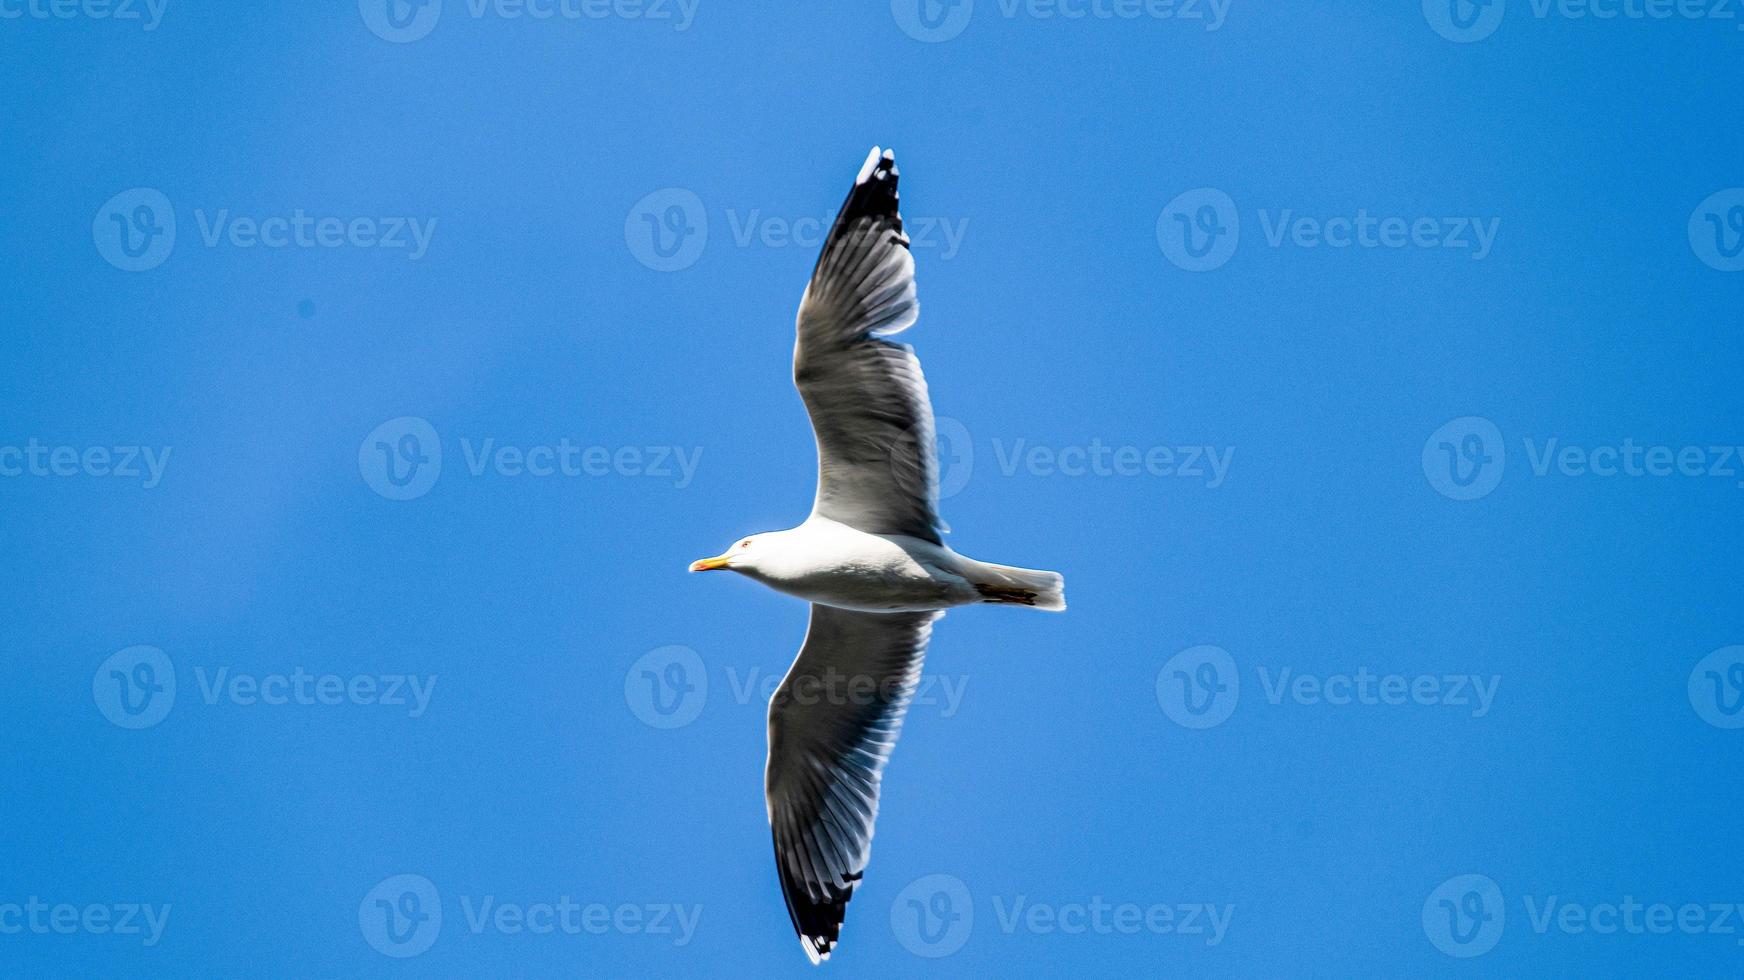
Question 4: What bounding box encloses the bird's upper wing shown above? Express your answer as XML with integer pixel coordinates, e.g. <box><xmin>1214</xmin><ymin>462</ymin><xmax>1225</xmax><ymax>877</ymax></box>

<box><xmin>765</xmin><ymin>603</ymin><xmax>941</xmax><ymax>964</ymax></box>
<box><xmin>794</xmin><ymin>147</ymin><xmax>944</xmax><ymax>545</ymax></box>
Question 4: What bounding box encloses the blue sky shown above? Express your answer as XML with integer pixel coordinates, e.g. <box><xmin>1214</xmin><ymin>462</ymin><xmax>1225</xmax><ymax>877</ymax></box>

<box><xmin>3</xmin><ymin>0</ymin><xmax>1742</xmax><ymax>975</ymax></box>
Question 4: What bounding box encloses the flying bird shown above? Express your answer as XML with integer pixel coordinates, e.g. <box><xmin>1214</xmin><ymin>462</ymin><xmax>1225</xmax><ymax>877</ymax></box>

<box><xmin>689</xmin><ymin>146</ymin><xmax>1066</xmax><ymax>964</ymax></box>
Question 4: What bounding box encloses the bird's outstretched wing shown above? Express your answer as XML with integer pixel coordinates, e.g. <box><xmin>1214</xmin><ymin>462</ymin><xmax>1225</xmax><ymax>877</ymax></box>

<box><xmin>794</xmin><ymin>147</ymin><xmax>944</xmax><ymax>545</ymax></box>
<box><xmin>765</xmin><ymin>603</ymin><xmax>941</xmax><ymax>963</ymax></box>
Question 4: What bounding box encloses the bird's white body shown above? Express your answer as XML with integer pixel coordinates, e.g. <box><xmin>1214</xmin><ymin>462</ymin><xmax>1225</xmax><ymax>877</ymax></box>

<box><xmin>734</xmin><ymin>519</ymin><xmax>972</xmax><ymax>612</ymax></box>
<box><xmin>728</xmin><ymin>517</ymin><xmax>1037</xmax><ymax>613</ymax></box>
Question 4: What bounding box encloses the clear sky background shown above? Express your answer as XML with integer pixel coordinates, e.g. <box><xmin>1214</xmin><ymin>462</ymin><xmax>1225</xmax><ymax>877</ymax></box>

<box><xmin>3</xmin><ymin>1</ymin><xmax>1742</xmax><ymax>975</ymax></box>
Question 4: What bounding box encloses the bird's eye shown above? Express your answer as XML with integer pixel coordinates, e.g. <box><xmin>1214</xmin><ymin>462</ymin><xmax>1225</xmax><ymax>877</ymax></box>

<box><xmin>739</xmin><ymin>540</ymin><xmax>752</xmax><ymax>549</ymax></box>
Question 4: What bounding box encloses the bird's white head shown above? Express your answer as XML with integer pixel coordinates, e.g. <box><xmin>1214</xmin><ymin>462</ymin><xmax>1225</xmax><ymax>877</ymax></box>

<box><xmin>689</xmin><ymin>533</ymin><xmax>775</xmax><ymax>575</ymax></box>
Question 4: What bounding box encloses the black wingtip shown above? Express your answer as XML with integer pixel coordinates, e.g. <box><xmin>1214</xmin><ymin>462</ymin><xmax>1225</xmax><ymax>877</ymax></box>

<box><xmin>831</xmin><ymin>146</ymin><xmax>904</xmax><ymax>241</ymax></box>
<box><xmin>773</xmin><ymin>834</ymin><xmax>853</xmax><ymax>965</ymax></box>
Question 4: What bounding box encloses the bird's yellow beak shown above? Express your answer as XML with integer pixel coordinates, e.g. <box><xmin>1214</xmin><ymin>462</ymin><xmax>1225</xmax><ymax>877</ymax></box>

<box><xmin>689</xmin><ymin>554</ymin><xmax>731</xmax><ymax>572</ymax></box>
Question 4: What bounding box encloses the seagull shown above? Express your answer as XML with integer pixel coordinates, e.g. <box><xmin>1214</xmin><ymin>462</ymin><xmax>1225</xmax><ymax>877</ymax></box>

<box><xmin>689</xmin><ymin>146</ymin><xmax>1066</xmax><ymax>964</ymax></box>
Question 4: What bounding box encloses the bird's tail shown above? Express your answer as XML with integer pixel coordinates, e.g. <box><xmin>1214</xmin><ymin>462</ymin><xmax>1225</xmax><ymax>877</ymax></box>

<box><xmin>968</xmin><ymin>560</ymin><xmax>1066</xmax><ymax>612</ymax></box>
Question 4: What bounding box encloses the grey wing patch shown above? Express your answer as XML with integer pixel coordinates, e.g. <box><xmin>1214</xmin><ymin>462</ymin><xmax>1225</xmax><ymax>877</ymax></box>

<box><xmin>765</xmin><ymin>603</ymin><xmax>942</xmax><ymax>963</ymax></box>
<box><xmin>794</xmin><ymin>148</ymin><xmax>945</xmax><ymax>544</ymax></box>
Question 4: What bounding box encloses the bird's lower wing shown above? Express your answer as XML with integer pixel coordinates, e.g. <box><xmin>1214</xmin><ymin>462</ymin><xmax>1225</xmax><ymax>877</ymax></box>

<box><xmin>765</xmin><ymin>603</ymin><xmax>942</xmax><ymax>963</ymax></box>
<box><xmin>794</xmin><ymin>147</ymin><xmax>945</xmax><ymax>544</ymax></box>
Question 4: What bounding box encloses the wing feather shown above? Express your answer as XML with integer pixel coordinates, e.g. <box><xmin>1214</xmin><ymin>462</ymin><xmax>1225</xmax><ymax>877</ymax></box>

<box><xmin>765</xmin><ymin>603</ymin><xmax>940</xmax><ymax>963</ymax></box>
<box><xmin>794</xmin><ymin>147</ymin><xmax>944</xmax><ymax>544</ymax></box>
